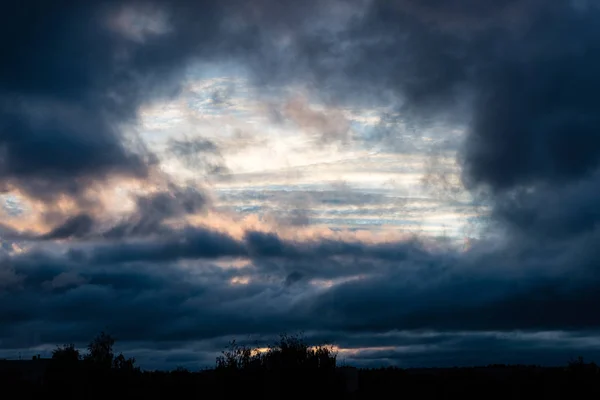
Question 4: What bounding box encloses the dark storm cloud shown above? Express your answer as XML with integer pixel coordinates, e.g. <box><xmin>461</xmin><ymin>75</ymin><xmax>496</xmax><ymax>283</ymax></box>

<box><xmin>462</xmin><ymin>5</ymin><xmax>600</xmax><ymax>191</ymax></box>
<box><xmin>235</xmin><ymin>0</ymin><xmax>600</xmax><ymax>196</ymax></box>
<box><xmin>1</xmin><ymin>1</ymin><xmax>153</xmax><ymax>200</ymax></box>
<box><xmin>1</xmin><ymin>225</ymin><xmax>596</xmax><ymax>337</ymax></box>
<box><xmin>1</xmin><ymin>0</ymin><xmax>354</xmax><ymax>202</ymax></box>
<box><xmin>103</xmin><ymin>185</ymin><xmax>208</xmax><ymax>239</ymax></box>
<box><xmin>40</xmin><ymin>214</ymin><xmax>96</xmax><ymax>240</ymax></box>
<box><xmin>345</xmin><ymin>1</ymin><xmax>600</xmax><ymax>198</ymax></box>
<box><xmin>297</xmin><ymin>268</ymin><xmax>600</xmax><ymax>333</ymax></box>
<box><xmin>269</xmin><ymin>0</ymin><xmax>600</xmax><ymax>263</ymax></box>
<box><xmin>0</xmin><ymin>0</ymin><xmax>244</xmax><ymax>201</ymax></box>
<box><xmin>0</xmin><ymin>246</ymin><xmax>301</xmax><ymax>348</ymax></box>
<box><xmin>89</xmin><ymin>227</ymin><xmax>246</xmax><ymax>264</ymax></box>
<box><xmin>34</xmin><ymin>185</ymin><xmax>208</xmax><ymax>240</ymax></box>
<box><xmin>2</xmin><ymin>221</ymin><xmax>600</xmax><ymax>367</ymax></box>
<box><xmin>491</xmin><ymin>173</ymin><xmax>600</xmax><ymax>240</ymax></box>
<box><xmin>56</xmin><ymin>225</ymin><xmax>429</xmax><ymax>267</ymax></box>
<box><xmin>0</xmin><ymin>104</ymin><xmax>152</xmax><ymax>200</ymax></box>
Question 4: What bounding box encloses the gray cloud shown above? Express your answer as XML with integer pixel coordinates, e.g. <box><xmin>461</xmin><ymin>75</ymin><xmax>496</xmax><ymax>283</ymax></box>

<box><xmin>34</xmin><ymin>185</ymin><xmax>208</xmax><ymax>241</ymax></box>
<box><xmin>281</xmin><ymin>96</ymin><xmax>351</xmax><ymax>144</ymax></box>
<box><xmin>1</xmin><ymin>224</ymin><xmax>600</xmax><ymax>368</ymax></box>
<box><xmin>168</xmin><ymin>137</ymin><xmax>229</xmax><ymax>176</ymax></box>
<box><xmin>103</xmin><ymin>185</ymin><xmax>208</xmax><ymax>239</ymax></box>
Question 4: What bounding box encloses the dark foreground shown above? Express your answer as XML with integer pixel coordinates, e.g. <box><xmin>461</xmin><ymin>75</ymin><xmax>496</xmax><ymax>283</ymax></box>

<box><xmin>2</xmin><ymin>360</ymin><xmax>600</xmax><ymax>399</ymax></box>
<box><xmin>2</xmin><ymin>333</ymin><xmax>598</xmax><ymax>399</ymax></box>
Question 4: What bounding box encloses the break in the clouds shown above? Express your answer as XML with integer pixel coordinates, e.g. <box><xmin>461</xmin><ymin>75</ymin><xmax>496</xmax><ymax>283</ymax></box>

<box><xmin>1</xmin><ymin>0</ymin><xmax>600</xmax><ymax>369</ymax></box>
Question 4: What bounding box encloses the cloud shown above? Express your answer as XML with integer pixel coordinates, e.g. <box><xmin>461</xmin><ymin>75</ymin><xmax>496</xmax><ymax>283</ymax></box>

<box><xmin>1</xmin><ymin>211</ymin><xmax>600</xmax><ymax>368</ymax></box>
<box><xmin>167</xmin><ymin>137</ymin><xmax>229</xmax><ymax>176</ymax></box>
<box><xmin>387</xmin><ymin>0</ymin><xmax>540</xmax><ymax>32</ymax></box>
<box><xmin>30</xmin><ymin>184</ymin><xmax>208</xmax><ymax>241</ymax></box>
<box><xmin>462</xmin><ymin>6</ymin><xmax>600</xmax><ymax>192</ymax></box>
<box><xmin>43</xmin><ymin>271</ymin><xmax>88</xmax><ymax>290</ymax></box>
<box><xmin>6</xmin><ymin>0</ymin><xmax>591</xmax><ymax>204</ymax></box>
<box><xmin>281</xmin><ymin>96</ymin><xmax>351</xmax><ymax>144</ymax></box>
<box><xmin>337</xmin><ymin>330</ymin><xmax>600</xmax><ymax>368</ymax></box>
<box><xmin>0</xmin><ymin>223</ymin><xmax>598</xmax><ymax>366</ymax></box>
<box><xmin>40</xmin><ymin>214</ymin><xmax>96</xmax><ymax>240</ymax></box>
<box><xmin>103</xmin><ymin>185</ymin><xmax>209</xmax><ymax>239</ymax></box>
<box><xmin>224</xmin><ymin>0</ymin><xmax>600</xmax><ymax>200</ymax></box>
<box><xmin>0</xmin><ymin>260</ymin><xmax>22</xmax><ymax>291</ymax></box>
<box><xmin>0</xmin><ymin>0</ymin><xmax>249</xmax><ymax>204</ymax></box>
<box><xmin>0</xmin><ymin>2</ymin><xmax>158</xmax><ymax>202</ymax></box>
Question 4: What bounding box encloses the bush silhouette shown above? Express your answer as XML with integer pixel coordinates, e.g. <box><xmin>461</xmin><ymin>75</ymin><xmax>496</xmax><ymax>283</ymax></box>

<box><xmin>51</xmin><ymin>343</ymin><xmax>80</xmax><ymax>364</ymax></box>
<box><xmin>216</xmin><ymin>339</ymin><xmax>256</xmax><ymax>371</ymax></box>
<box><xmin>215</xmin><ymin>333</ymin><xmax>339</xmax><ymax>397</ymax></box>
<box><xmin>216</xmin><ymin>333</ymin><xmax>337</xmax><ymax>371</ymax></box>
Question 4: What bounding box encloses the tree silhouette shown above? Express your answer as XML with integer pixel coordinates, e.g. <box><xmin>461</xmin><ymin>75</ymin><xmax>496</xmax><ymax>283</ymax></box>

<box><xmin>47</xmin><ymin>343</ymin><xmax>83</xmax><ymax>396</ymax></box>
<box><xmin>215</xmin><ymin>333</ymin><xmax>337</xmax><ymax>371</ymax></box>
<box><xmin>263</xmin><ymin>333</ymin><xmax>337</xmax><ymax>371</ymax></box>
<box><xmin>84</xmin><ymin>332</ymin><xmax>115</xmax><ymax>369</ymax></box>
<box><xmin>51</xmin><ymin>343</ymin><xmax>80</xmax><ymax>364</ymax></box>
<box><xmin>113</xmin><ymin>353</ymin><xmax>137</xmax><ymax>372</ymax></box>
<box><xmin>216</xmin><ymin>339</ymin><xmax>256</xmax><ymax>371</ymax></box>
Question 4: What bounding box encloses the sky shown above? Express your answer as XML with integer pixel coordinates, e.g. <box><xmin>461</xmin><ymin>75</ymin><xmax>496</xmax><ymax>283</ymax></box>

<box><xmin>2</xmin><ymin>0</ymin><xmax>600</xmax><ymax>370</ymax></box>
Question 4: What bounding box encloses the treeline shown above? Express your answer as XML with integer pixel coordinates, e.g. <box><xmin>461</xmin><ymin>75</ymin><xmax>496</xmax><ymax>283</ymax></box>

<box><xmin>2</xmin><ymin>332</ymin><xmax>343</xmax><ymax>399</ymax></box>
<box><xmin>2</xmin><ymin>332</ymin><xmax>600</xmax><ymax>399</ymax></box>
